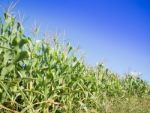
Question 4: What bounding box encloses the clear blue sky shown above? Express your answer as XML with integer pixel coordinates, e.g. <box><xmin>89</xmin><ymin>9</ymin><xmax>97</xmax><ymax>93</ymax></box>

<box><xmin>0</xmin><ymin>0</ymin><xmax>150</xmax><ymax>82</ymax></box>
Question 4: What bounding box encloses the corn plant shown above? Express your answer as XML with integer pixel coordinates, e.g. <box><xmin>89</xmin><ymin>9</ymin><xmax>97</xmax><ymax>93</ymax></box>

<box><xmin>0</xmin><ymin>12</ymin><xmax>150</xmax><ymax>113</ymax></box>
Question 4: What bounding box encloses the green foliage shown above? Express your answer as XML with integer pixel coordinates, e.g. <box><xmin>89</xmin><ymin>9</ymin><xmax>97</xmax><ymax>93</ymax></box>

<box><xmin>0</xmin><ymin>12</ymin><xmax>150</xmax><ymax>113</ymax></box>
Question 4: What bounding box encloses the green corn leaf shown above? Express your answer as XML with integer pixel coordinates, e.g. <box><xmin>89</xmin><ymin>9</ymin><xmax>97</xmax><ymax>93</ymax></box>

<box><xmin>1</xmin><ymin>64</ymin><xmax>15</xmax><ymax>76</ymax></box>
<box><xmin>15</xmin><ymin>51</ymin><xmax>29</xmax><ymax>62</ymax></box>
<box><xmin>19</xmin><ymin>38</ymin><xmax>29</xmax><ymax>48</ymax></box>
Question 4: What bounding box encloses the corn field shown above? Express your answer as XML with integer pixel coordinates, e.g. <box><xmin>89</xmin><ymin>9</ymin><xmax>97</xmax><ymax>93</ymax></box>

<box><xmin>0</xmin><ymin>12</ymin><xmax>150</xmax><ymax>113</ymax></box>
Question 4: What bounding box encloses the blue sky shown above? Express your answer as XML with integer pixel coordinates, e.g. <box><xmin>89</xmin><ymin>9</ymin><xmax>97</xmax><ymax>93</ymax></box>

<box><xmin>0</xmin><ymin>0</ymin><xmax>150</xmax><ymax>82</ymax></box>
